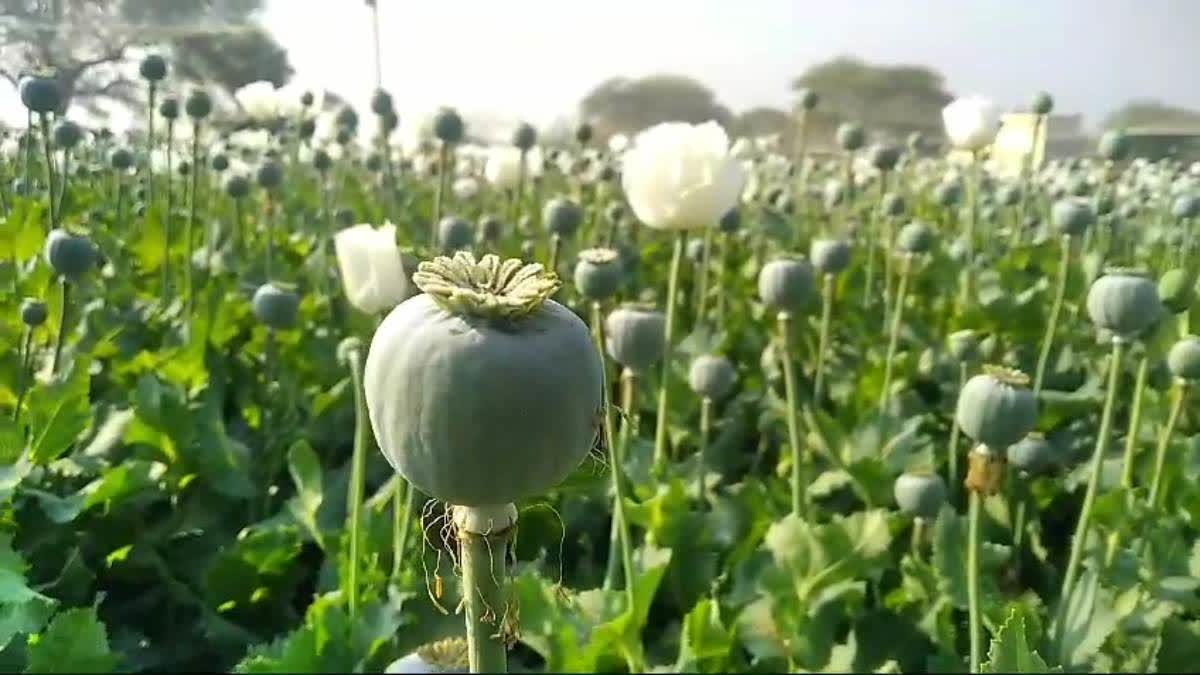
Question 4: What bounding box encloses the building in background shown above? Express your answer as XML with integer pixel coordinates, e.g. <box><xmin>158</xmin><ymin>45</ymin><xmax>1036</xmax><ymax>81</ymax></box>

<box><xmin>1123</xmin><ymin>125</ymin><xmax>1200</xmax><ymax>163</ymax></box>
<box><xmin>988</xmin><ymin>112</ymin><xmax>1091</xmax><ymax>177</ymax></box>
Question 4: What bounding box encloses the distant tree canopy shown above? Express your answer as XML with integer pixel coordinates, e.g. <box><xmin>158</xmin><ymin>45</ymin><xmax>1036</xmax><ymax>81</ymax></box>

<box><xmin>791</xmin><ymin>55</ymin><xmax>953</xmax><ymax>147</ymax></box>
<box><xmin>0</xmin><ymin>0</ymin><xmax>292</xmax><ymax>115</ymax></box>
<box><xmin>732</xmin><ymin>106</ymin><xmax>792</xmax><ymax>145</ymax></box>
<box><xmin>1103</xmin><ymin>100</ymin><xmax>1200</xmax><ymax>131</ymax></box>
<box><xmin>579</xmin><ymin>75</ymin><xmax>734</xmax><ymax>140</ymax></box>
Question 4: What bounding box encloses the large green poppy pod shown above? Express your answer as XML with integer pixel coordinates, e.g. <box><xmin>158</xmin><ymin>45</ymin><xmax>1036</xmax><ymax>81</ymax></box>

<box><xmin>897</xmin><ymin>220</ymin><xmax>935</xmax><ymax>254</ymax></box>
<box><xmin>947</xmin><ymin>329</ymin><xmax>981</xmax><ymax>363</ymax></box>
<box><xmin>312</xmin><ymin>148</ymin><xmax>333</xmax><ymax>173</ymax></box>
<box><xmin>811</xmin><ymin>238</ymin><xmax>851</xmax><ymax>275</ymax></box>
<box><xmin>512</xmin><ymin>123</ymin><xmax>537</xmax><ymax>151</ymax></box>
<box><xmin>364</xmin><ymin>253</ymin><xmax>603</xmax><ymax>507</ymax></box>
<box><xmin>139</xmin><ymin>54</ymin><xmax>167</xmax><ymax>82</ymax></box>
<box><xmin>370</xmin><ymin>89</ymin><xmax>394</xmax><ymax>116</ymax></box>
<box><xmin>1158</xmin><ymin>268</ymin><xmax>1195</xmax><ymax>314</ymax></box>
<box><xmin>298</xmin><ymin>118</ymin><xmax>317</xmax><ymax>141</ymax></box>
<box><xmin>1067</xmin><ymin>175</ymin><xmax>1091</xmax><ymax>197</ymax></box>
<box><xmin>433</xmin><ymin>107</ymin><xmax>464</xmax><ymax>144</ymax></box>
<box><xmin>934</xmin><ymin>180</ymin><xmax>962</xmax><ymax>207</ymax></box>
<box><xmin>385</xmin><ymin>638</ymin><xmax>468</xmax><ymax>674</ymax></box>
<box><xmin>574</xmin><ymin>248</ymin><xmax>622</xmax><ymax>301</ymax></box>
<box><xmin>1007</xmin><ymin>432</ymin><xmax>1055</xmax><ymax>474</ymax></box>
<box><xmin>893</xmin><ymin>472</ymin><xmax>946</xmax><ymax>519</ymax></box>
<box><xmin>575</xmin><ymin>122</ymin><xmax>593</xmax><ymax>145</ymax></box>
<box><xmin>185</xmin><ymin>89</ymin><xmax>212</xmax><ymax>120</ymax></box>
<box><xmin>256</xmin><ymin>161</ymin><xmax>284</xmax><ymax>190</ymax></box>
<box><xmin>158</xmin><ymin>96</ymin><xmax>179</xmax><ymax>121</ymax></box>
<box><xmin>688</xmin><ymin>354</ymin><xmax>737</xmax><ymax>400</ymax></box>
<box><xmin>869</xmin><ymin>144</ymin><xmax>901</xmax><ymax>172</ymax></box>
<box><xmin>797</xmin><ymin>88</ymin><xmax>819</xmax><ymax>111</ymax></box>
<box><xmin>1031</xmin><ymin>91</ymin><xmax>1054</xmax><ymax>116</ymax></box>
<box><xmin>880</xmin><ymin>192</ymin><xmax>906</xmax><ymax>217</ymax></box>
<box><xmin>437</xmin><ymin>216</ymin><xmax>473</xmax><ymax>251</ymax></box>
<box><xmin>605</xmin><ymin>304</ymin><xmax>666</xmax><ymax>374</ymax></box>
<box><xmin>955</xmin><ymin>366</ymin><xmax>1037</xmax><ymax>450</ymax></box>
<box><xmin>758</xmin><ymin>256</ymin><xmax>815</xmax><ymax>313</ymax></box>
<box><xmin>718</xmin><ymin>207</ymin><xmax>740</xmax><ymax>234</ymax></box>
<box><xmin>1168</xmin><ymin>336</ymin><xmax>1200</xmax><ymax>382</ymax></box>
<box><xmin>109</xmin><ymin>148</ymin><xmax>134</xmax><ymax>171</ymax></box>
<box><xmin>224</xmin><ymin>174</ymin><xmax>249</xmax><ymax>200</ymax></box>
<box><xmin>44</xmin><ymin>229</ymin><xmax>96</xmax><ymax>281</ymax></box>
<box><xmin>20</xmin><ymin>298</ymin><xmax>47</xmax><ymax>327</ymax></box>
<box><xmin>479</xmin><ymin>215</ymin><xmax>502</xmax><ymax>243</ymax></box>
<box><xmin>1172</xmin><ymin>194</ymin><xmax>1200</xmax><ymax>220</ymax></box>
<box><xmin>20</xmin><ymin>77</ymin><xmax>61</xmax><ymax>114</ymax></box>
<box><xmin>52</xmin><ymin>121</ymin><xmax>81</xmax><ymax>150</ymax></box>
<box><xmin>1098</xmin><ymin>129</ymin><xmax>1130</xmax><ymax>161</ymax></box>
<box><xmin>337</xmin><ymin>106</ymin><xmax>359</xmax><ymax>133</ymax></box>
<box><xmin>1094</xmin><ymin>192</ymin><xmax>1115</xmax><ymax>216</ymax></box>
<box><xmin>836</xmin><ymin>122</ymin><xmax>865</xmax><ymax>152</ymax></box>
<box><xmin>1051</xmin><ymin>197</ymin><xmax>1094</xmax><ymax>237</ymax></box>
<box><xmin>252</xmin><ymin>283</ymin><xmax>300</xmax><ymax>329</ymax></box>
<box><xmin>543</xmin><ymin>197</ymin><xmax>583</xmax><ymax>238</ymax></box>
<box><xmin>1086</xmin><ymin>268</ymin><xmax>1163</xmax><ymax>341</ymax></box>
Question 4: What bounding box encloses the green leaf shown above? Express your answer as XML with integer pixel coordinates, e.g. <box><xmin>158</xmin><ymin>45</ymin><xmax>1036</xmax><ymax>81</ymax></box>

<box><xmin>286</xmin><ymin>441</ymin><xmax>324</xmax><ymax>548</ymax></box>
<box><xmin>933</xmin><ymin>505</ymin><xmax>968</xmax><ymax>609</ymax></box>
<box><xmin>24</xmin><ymin>607</ymin><xmax>118</xmax><ymax>673</ymax></box>
<box><xmin>79</xmin><ymin>460</ymin><xmax>166</xmax><ymax>512</ymax></box>
<box><xmin>675</xmin><ymin>598</ymin><xmax>734</xmax><ymax>673</ymax></box>
<box><xmin>1156</xmin><ymin>618</ymin><xmax>1200</xmax><ymax>672</ymax></box>
<box><xmin>27</xmin><ymin>361</ymin><xmax>92</xmax><ymax>465</ymax></box>
<box><xmin>0</xmin><ymin>535</ymin><xmax>56</xmax><ymax>651</ymax></box>
<box><xmin>981</xmin><ymin>606</ymin><xmax>1059</xmax><ymax>673</ymax></box>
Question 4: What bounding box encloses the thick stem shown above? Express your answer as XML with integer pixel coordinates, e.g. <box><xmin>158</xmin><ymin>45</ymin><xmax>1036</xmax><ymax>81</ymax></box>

<box><xmin>12</xmin><ymin>329</ymin><xmax>33</xmax><ymax>422</ymax></box>
<box><xmin>778</xmin><ymin>311</ymin><xmax>806</xmax><ymax>518</ymax></box>
<box><xmin>369</xmin><ymin>0</ymin><xmax>383</xmax><ymax>90</ymax></box>
<box><xmin>911</xmin><ymin>517</ymin><xmax>924</xmax><ymax>560</ymax></box>
<box><xmin>967</xmin><ymin>488</ymin><xmax>983</xmax><ymax>673</ymax></box>
<box><xmin>55</xmin><ymin>150</ymin><xmax>70</xmax><ymax>218</ymax></box>
<box><xmin>455</xmin><ymin>505</ymin><xmax>515</xmax><ymax>674</ymax></box>
<box><xmin>147</xmin><ymin>84</ymin><xmax>157</xmax><ymax>208</ymax></box>
<box><xmin>511</xmin><ymin>151</ymin><xmax>527</xmax><ymax>227</ymax></box>
<box><xmin>696</xmin><ymin>397</ymin><xmax>712</xmax><ymax>504</ymax></box>
<box><xmin>547</xmin><ymin>233</ymin><xmax>561</xmax><ymax>275</ymax></box>
<box><xmin>265</xmin><ymin>193</ymin><xmax>275</xmax><ymax>280</ymax></box>
<box><xmin>1148</xmin><ymin>382</ymin><xmax>1187</xmax><ymax>509</ymax></box>
<box><xmin>880</xmin><ymin>255</ymin><xmax>910</xmax><ymax>413</ymax></box>
<box><xmin>345</xmin><ymin>345</ymin><xmax>369</xmax><ymax>616</ymax></box>
<box><xmin>814</xmin><ymin>273</ymin><xmax>834</xmax><ymax>404</ymax></box>
<box><xmin>653</xmin><ymin>233</ymin><xmax>686</xmax><ymax>471</ymax></box>
<box><xmin>715</xmin><ymin>233</ymin><xmax>729</xmax><ymax>326</ymax></box>
<box><xmin>1054</xmin><ymin>339</ymin><xmax>1125</xmax><ymax>660</ymax></box>
<box><xmin>393</xmin><ymin>478</ymin><xmax>415</xmax><ymax>580</ymax></box>
<box><xmin>959</xmin><ymin>152</ymin><xmax>980</xmax><ymax>311</ymax></box>
<box><xmin>1121</xmin><ymin>355</ymin><xmax>1150</xmax><ymax>489</ymax></box>
<box><xmin>162</xmin><ymin>121</ymin><xmax>175</xmax><ymax>298</ymax></box>
<box><xmin>50</xmin><ymin>278</ymin><xmax>69</xmax><ymax>375</ymax></box>
<box><xmin>38</xmin><ymin>115</ymin><xmax>57</xmax><ymax>231</ymax></box>
<box><xmin>186</xmin><ymin>122</ymin><xmax>201</xmax><ymax>320</ymax></box>
<box><xmin>605</xmin><ymin>369</ymin><xmax>637</xmax><ymax>590</ymax></box>
<box><xmin>948</xmin><ymin>363</ymin><xmax>966</xmax><ymax>504</ymax></box>
<box><xmin>695</xmin><ymin>229</ymin><xmax>713</xmax><ymax>327</ymax></box>
<box><xmin>1033</xmin><ymin>235</ymin><xmax>1072</xmax><ymax>398</ymax></box>
<box><xmin>431</xmin><ymin>143</ymin><xmax>449</xmax><ymax>245</ymax></box>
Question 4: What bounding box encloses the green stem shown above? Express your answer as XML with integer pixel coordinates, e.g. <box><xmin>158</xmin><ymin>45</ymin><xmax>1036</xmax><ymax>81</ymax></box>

<box><xmin>1033</xmin><ymin>235</ymin><xmax>1072</xmax><ymax>398</ymax></box>
<box><xmin>696</xmin><ymin>397</ymin><xmax>712</xmax><ymax>505</ymax></box>
<box><xmin>1055</xmin><ymin>339</ymin><xmax>1125</xmax><ymax>661</ymax></box>
<box><xmin>911</xmin><ymin>517</ymin><xmax>924</xmax><ymax>560</ymax></box>
<box><xmin>511</xmin><ymin>151</ymin><xmax>526</xmax><ymax>226</ymax></box>
<box><xmin>695</xmin><ymin>228</ymin><xmax>713</xmax><ymax>327</ymax></box>
<box><xmin>345</xmin><ymin>344</ymin><xmax>369</xmax><ymax>617</ymax></box>
<box><xmin>653</xmin><ymin>233</ymin><xmax>685</xmax><ymax>472</ymax></box>
<box><xmin>49</xmin><ymin>278</ymin><xmax>69</xmax><ymax>375</ymax></box>
<box><xmin>38</xmin><ymin>114</ymin><xmax>57</xmax><ymax>231</ymax></box>
<box><xmin>147</xmin><ymin>84</ymin><xmax>156</xmax><ymax>209</ymax></box>
<box><xmin>814</xmin><ymin>273</ymin><xmax>834</xmax><ymax>404</ymax></box>
<box><xmin>778</xmin><ymin>311</ymin><xmax>806</xmax><ymax>518</ymax></box>
<box><xmin>880</xmin><ymin>255</ymin><xmax>911</xmax><ymax>413</ymax></box>
<box><xmin>1148</xmin><ymin>382</ymin><xmax>1187</xmax><ymax>510</ymax></box>
<box><xmin>959</xmin><ymin>152</ymin><xmax>980</xmax><ymax>311</ymax></box>
<box><xmin>162</xmin><ymin>120</ymin><xmax>174</xmax><ymax>299</ymax></box>
<box><xmin>1121</xmin><ymin>355</ymin><xmax>1150</xmax><ymax>489</ymax></box>
<box><xmin>394</xmin><ymin>478</ymin><xmax>415</xmax><ymax>580</ymax></box>
<box><xmin>186</xmin><ymin>121</ymin><xmax>201</xmax><ymax>320</ymax></box>
<box><xmin>715</xmin><ymin>233</ymin><xmax>729</xmax><ymax>326</ymax></box>
<box><xmin>12</xmin><ymin>328</ymin><xmax>33</xmax><ymax>423</ymax></box>
<box><xmin>431</xmin><ymin>143</ymin><xmax>449</xmax><ymax>245</ymax></box>
<box><xmin>265</xmin><ymin>193</ymin><xmax>275</xmax><ymax>280</ymax></box>
<box><xmin>605</xmin><ymin>369</ymin><xmax>637</xmax><ymax>591</ymax></box>
<box><xmin>948</xmin><ymin>363</ymin><xmax>966</xmax><ymax>504</ymax></box>
<box><xmin>967</xmin><ymin>488</ymin><xmax>983</xmax><ymax>673</ymax></box>
<box><xmin>547</xmin><ymin>233</ymin><xmax>561</xmax><ymax>275</ymax></box>
<box><xmin>457</xmin><ymin>507</ymin><xmax>513</xmax><ymax>674</ymax></box>
<box><xmin>55</xmin><ymin>150</ymin><xmax>70</xmax><ymax>219</ymax></box>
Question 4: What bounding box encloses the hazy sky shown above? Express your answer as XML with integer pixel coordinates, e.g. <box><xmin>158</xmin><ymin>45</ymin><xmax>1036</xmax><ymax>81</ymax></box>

<box><xmin>2</xmin><ymin>0</ymin><xmax>1197</xmax><ymax>132</ymax></box>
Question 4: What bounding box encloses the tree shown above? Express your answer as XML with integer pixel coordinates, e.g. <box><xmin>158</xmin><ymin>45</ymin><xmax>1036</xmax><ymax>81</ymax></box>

<box><xmin>733</xmin><ymin>106</ymin><xmax>791</xmax><ymax>144</ymax></box>
<box><xmin>579</xmin><ymin>74</ymin><xmax>733</xmax><ymax>140</ymax></box>
<box><xmin>790</xmin><ymin>55</ymin><xmax>953</xmax><ymax>145</ymax></box>
<box><xmin>1102</xmin><ymin>100</ymin><xmax>1200</xmax><ymax>131</ymax></box>
<box><xmin>0</xmin><ymin>0</ymin><xmax>291</xmax><ymax>114</ymax></box>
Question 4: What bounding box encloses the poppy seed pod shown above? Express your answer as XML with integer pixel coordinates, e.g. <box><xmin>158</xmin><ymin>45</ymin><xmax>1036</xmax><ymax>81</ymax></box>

<box><xmin>869</xmin><ymin>144</ymin><xmax>901</xmax><ymax>172</ymax></box>
<box><xmin>313</xmin><ymin>148</ymin><xmax>332</xmax><ymax>172</ymax></box>
<box><xmin>185</xmin><ymin>89</ymin><xmax>212</xmax><ymax>120</ymax></box>
<box><xmin>337</xmin><ymin>106</ymin><xmax>359</xmax><ymax>132</ymax></box>
<box><xmin>897</xmin><ymin>220</ymin><xmax>935</xmax><ymax>254</ymax></box>
<box><xmin>252</xmin><ymin>283</ymin><xmax>300</xmax><ymax>330</ymax></box>
<box><xmin>956</xmin><ymin>366</ymin><xmax>1037</xmax><ymax>449</ymax></box>
<box><xmin>224</xmin><ymin>174</ymin><xmax>249</xmax><ymax>200</ymax></box>
<box><xmin>934</xmin><ymin>181</ymin><xmax>962</xmax><ymax>207</ymax></box>
<box><xmin>385</xmin><ymin>638</ymin><xmax>469</xmax><ymax>674</ymax></box>
<box><xmin>758</xmin><ymin>257</ymin><xmax>815</xmax><ymax>313</ymax></box>
<box><xmin>139</xmin><ymin>54</ymin><xmax>167</xmax><ymax>82</ymax></box>
<box><xmin>512</xmin><ymin>123</ymin><xmax>537</xmax><ymax>151</ymax></box>
<box><xmin>605</xmin><ymin>304</ymin><xmax>666</xmax><ymax>374</ymax></box>
<box><xmin>575</xmin><ymin>122</ymin><xmax>593</xmax><ymax>145</ymax></box>
<box><xmin>211</xmin><ymin>153</ymin><xmax>229</xmax><ymax>172</ymax></box>
<box><xmin>364</xmin><ymin>253</ymin><xmax>602</xmax><ymax>507</ymax></box>
<box><xmin>1031</xmin><ymin>91</ymin><xmax>1054</xmax><ymax>116</ymax></box>
<box><xmin>1007</xmin><ymin>432</ymin><xmax>1055</xmax><ymax>474</ymax></box>
<box><xmin>433</xmin><ymin>107</ymin><xmax>464</xmax><ymax>144</ymax></box>
<box><xmin>109</xmin><ymin>148</ymin><xmax>133</xmax><ymax>171</ymax></box>
<box><xmin>947</xmin><ymin>329</ymin><xmax>982</xmax><ymax>363</ymax></box>
<box><xmin>718</xmin><ymin>207</ymin><xmax>740</xmax><ymax>233</ymax></box>
<box><xmin>688</xmin><ymin>354</ymin><xmax>737</xmax><ymax>400</ymax></box>
<box><xmin>1172</xmin><ymin>194</ymin><xmax>1200</xmax><ymax>220</ymax></box>
<box><xmin>1098</xmin><ymin>129</ymin><xmax>1129</xmax><ymax>161</ymax></box>
<box><xmin>256</xmin><ymin>161</ymin><xmax>283</xmax><ymax>190</ymax></box>
<box><xmin>437</xmin><ymin>217</ymin><xmax>473</xmax><ymax>251</ymax></box>
<box><xmin>1167</xmin><ymin>336</ymin><xmax>1200</xmax><ymax>382</ymax></box>
<box><xmin>543</xmin><ymin>197</ymin><xmax>583</xmax><ymax>238</ymax></box>
<box><xmin>479</xmin><ymin>215</ymin><xmax>502</xmax><ymax>243</ymax></box>
<box><xmin>810</xmin><ymin>238</ymin><xmax>851</xmax><ymax>275</ymax></box>
<box><xmin>20</xmin><ymin>77</ymin><xmax>61</xmax><ymax>114</ymax></box>
<box><xmin>371</xmin><ymin>89</ymin><xmax>394</xmax><ymax>116</ymax></box>
<box><xmin>20</xmin><ymin>298</ymin><xmax>47</xmax><ymax>327</ymax></box>
<box><xmin>52</xmin><ymin>121</ymin><xmax>81</xmax><ymax>150</ymax></box>
<box><xmin>158</xmin><ymin>97</ymin><xmax>179</xmax><ymax>120</ymax></box>
<box><xmin>1158</xmin><ymin>268</ymin><xmax>1195</xmax><ymax>314</ymax></box>
<box><xmin>880</xmin><ymin>192</ymin><xmax>906</xmax><ymax>217</ymax></box>
<box><xmin>574</xmin><ymin>248</ymin><xmax>623</xmax><ymax>301</ymax></box>
<box><xmin>797</xmin><ymin>88</ymin><xmax>819</xmax><ymax>111</ymax></box>
<box><xmin>893</xmin><ymin>472</ymin><xmax>946</xmax><ymax>519</ymax></box>
<box><xmin>44</xmin><ymin>229</ymin><xmax>96</xmax><ymax>281</ymax></box>
<box><xmin>1051</xmin><ymin>197</ymin><xmax>1094</xmax><ymax>237</ymax></box>
<box><xmin>1086</xmin><ymin>268</ymin><xmax>1163</xmax><ymax>341</ymax></box>
<box><xmin>836</xmin><ymin>122</ymin><xmax>865</xmax><ymax>152</ymax></box>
